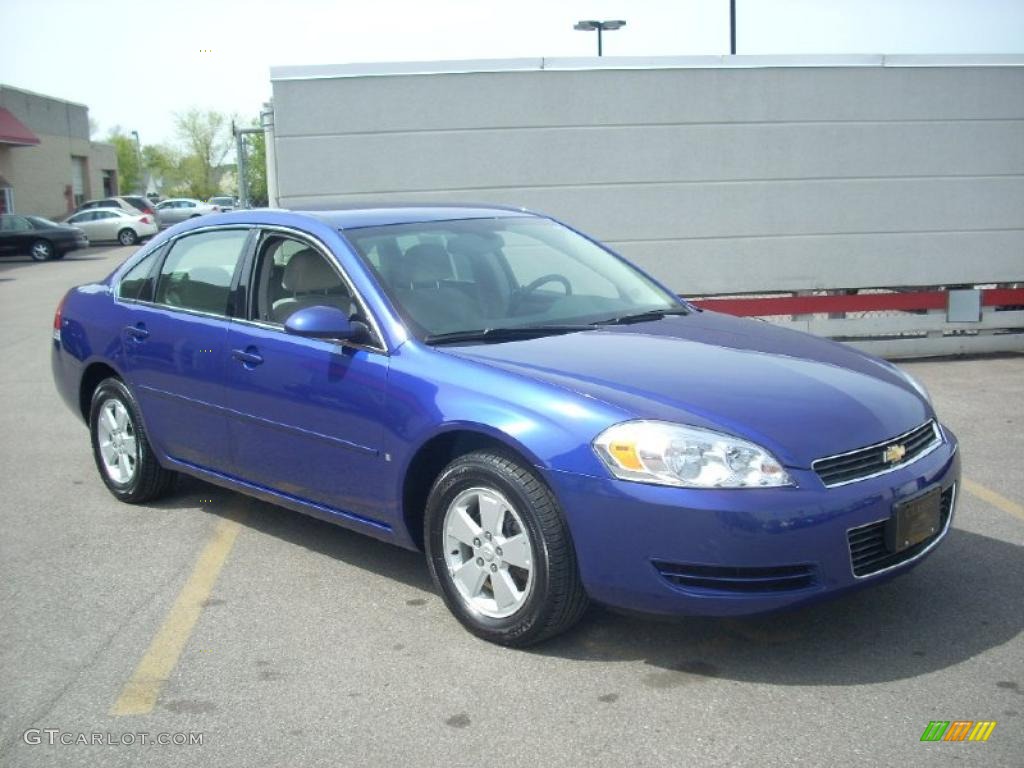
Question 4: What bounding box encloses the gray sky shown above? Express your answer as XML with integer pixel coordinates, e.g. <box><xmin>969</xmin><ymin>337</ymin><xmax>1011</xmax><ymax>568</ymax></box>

<box><xmin>1</xmin><ymin>0</ymin><xmax>1022</xmax><ymax>146</ymax></box>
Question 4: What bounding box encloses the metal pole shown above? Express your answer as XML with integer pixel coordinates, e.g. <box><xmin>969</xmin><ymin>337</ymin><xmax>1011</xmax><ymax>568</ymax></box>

<box><xmin>597</xmin><ymin>25</ymin><xmax>603</xmax><ymax>56</ymax></box>
<box><xmin>730</xmin><ymin>0</ymin><xmax>736</xmax><ymax>55</ymax></box>
<box><xmin>130</xmin><ymin>130</ymin><xmax>143</xmax><ymax>194</ymax></box>
<box><xmin>234</xmin><ymin>122</ymin><xmax>248</xmax><ymax>209</ymax></box>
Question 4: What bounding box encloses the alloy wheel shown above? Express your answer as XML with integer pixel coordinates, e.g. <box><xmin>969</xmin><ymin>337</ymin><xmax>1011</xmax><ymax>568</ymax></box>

<box><xmin>30</xmin><ymin>241</ymin><xmax>53</xmax><ymax>261</ymax></box>
<box><xmin>96</xmin><ymin>398</ymin><xmax>138</xmax><ymax>484</ymax></box>
<box><xmin>442</xmin><ymin>487</ymin><xmax>535</xmax><ymax>618</ymax></box>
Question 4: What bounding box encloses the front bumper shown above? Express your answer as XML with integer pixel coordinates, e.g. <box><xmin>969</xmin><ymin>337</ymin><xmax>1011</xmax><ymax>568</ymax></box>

<box><xmin>547</xmin><ymin>427</ymin><xmax>960</xmax><ymax>617</ymax></box>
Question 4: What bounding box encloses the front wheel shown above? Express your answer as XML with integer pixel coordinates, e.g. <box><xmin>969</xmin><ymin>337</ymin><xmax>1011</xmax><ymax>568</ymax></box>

<box><xmin>425</xmin><ymin>451</ymin><xmax>588</xmax><ymax>646</ymax></box>
<box><xmin>117</xmin><ymin>228</ymin><xmax>138</xmax><ymax>246</ymax></box>
<box><xmin>29</xmin><ymin>239</ymin><xmax>54</xmax><ymax>261</ymax></box>
<box><xmin>89</xmin><ymin>378</ymin><xmax>176</xmax><ymax>503</ymax></box>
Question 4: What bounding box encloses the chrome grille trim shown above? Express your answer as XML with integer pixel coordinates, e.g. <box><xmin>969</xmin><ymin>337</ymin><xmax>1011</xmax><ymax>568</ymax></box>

<box><xmin>812</xmin><ymin>420</ymin><xmax>942</xmax><ymax>488</ymax></box>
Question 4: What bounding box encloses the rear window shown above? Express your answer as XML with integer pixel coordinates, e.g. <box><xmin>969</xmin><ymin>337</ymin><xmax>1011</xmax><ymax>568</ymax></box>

<box><xmin>122</xmin><ymin>196</ymin><xmax>153</xmax><ymax>212</ymax></box>
<box><xmin>119</xmin><ymin>245</ymin><xmax>165</xmax><ymax>302</ymax></box>
<box><xmin>154</xmin><ymin>229</ymin><xmax>249</xmax><ymax>315</ymax></box>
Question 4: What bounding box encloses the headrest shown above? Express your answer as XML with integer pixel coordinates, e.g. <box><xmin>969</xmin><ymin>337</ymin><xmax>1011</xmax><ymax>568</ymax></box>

<box><xmin>282</xmin><ymin>248</ymin><xmax>340</xmax><ymax>292</ymax></box>
<box><xmin>403</xmin><ymin>242</ymin><xmax>453</xmax><ymax>283</ymax></box>
<box><xmin>446</xmin><ymin>232</ymin><xmax>504</xmax><ymax>257</ymax></box>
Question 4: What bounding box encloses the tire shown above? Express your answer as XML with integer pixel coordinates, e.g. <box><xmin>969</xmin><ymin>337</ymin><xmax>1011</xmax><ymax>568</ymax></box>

<box><xmin>118</xmin><ymin>228</ymin><xmax>138</xmax><ymax>246</ymax></box>
<box><xmin>29</xmin><ymin>239</ymin><xmax>55</xmax><ymax>261</ymax></box>
<box><xmin>425</xmin><ymin>450</ymin><xmax>588</xmax><ymax>647</ymax></box>
<box><xmin>89</xmin><ymin>377</ymin><xmax>176</xmax><ymax>503</ymax></box>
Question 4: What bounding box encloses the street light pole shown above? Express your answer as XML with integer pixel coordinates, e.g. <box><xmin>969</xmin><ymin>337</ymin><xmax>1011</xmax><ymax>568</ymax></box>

<box><xmin>730</xmin><ymin>0</ymin><xmax>737</xmax><ymax>55</ymax></box>
<box><xmin>574</xmin><ymin>20</ymin><xmax>626</xmax><ymax>57</ymax></box>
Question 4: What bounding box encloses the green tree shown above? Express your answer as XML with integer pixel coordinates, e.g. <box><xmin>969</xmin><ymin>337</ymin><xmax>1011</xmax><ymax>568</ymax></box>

<box><xmin>173</xmin><ymin>109</ymin><xmax>234</xmax><ymax>200</ymax></box>
<box><xmin>107</xmin><ymin>127</ymin><xmax>142</xmax><ymax>194</ymax></box>
<box><xmin>142</xmin><ymin>144</ymin><xmax>186</xmax><ymax>196</ymax></box>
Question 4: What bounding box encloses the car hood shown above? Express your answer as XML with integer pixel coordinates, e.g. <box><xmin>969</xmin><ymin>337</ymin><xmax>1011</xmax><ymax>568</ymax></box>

<box><xmin>441</xmin><ymin>311</ymin><xmax>931</xmax><ymax>468</ymax></box>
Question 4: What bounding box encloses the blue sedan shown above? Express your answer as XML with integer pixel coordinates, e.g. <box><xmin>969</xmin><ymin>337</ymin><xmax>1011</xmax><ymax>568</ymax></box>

<box><xmin>51</xmin><ymin>206</ymin><xmax>960</xmax><ymax>646</ymax></box>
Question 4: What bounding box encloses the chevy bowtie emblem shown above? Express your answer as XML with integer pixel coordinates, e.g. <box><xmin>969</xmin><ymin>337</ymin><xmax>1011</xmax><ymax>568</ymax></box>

<box><xmin>883</xmin><ymin>444</ymin><xmax>907</xmax><ymax>464</ymax></box>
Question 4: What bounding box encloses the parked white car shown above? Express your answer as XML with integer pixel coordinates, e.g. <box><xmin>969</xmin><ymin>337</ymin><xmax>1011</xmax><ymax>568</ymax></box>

<box><xmin>63</xmin><ymin>208</ymin><xmax>158</xmax><ymax>246</ymax></box>
<box><xmin>154</xmin><ymin>198</ymin><xmax>221</xmax><ymax>228</ymax></box>
<box><xmin>208</xmin><ymin>196</ymin><xmax>240</xmax><ymax>212</ymax></box>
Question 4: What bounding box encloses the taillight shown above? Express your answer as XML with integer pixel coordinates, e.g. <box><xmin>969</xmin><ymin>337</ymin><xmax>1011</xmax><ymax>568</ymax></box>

<box><xmin>53</xmin><ymin>291</ymin><xmax>68</xmax><ymax>342</ymax></box>
<box><xmin>141</xmin><ymin>215</ymin><xmax>152</xmax><ymax>224</ymax></box>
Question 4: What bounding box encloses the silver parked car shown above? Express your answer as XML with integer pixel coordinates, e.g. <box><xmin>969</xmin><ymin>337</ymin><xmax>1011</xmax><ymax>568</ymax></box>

<box><xmin>62</xmin><ymin>208</ymin><xmax>159</xmax><ymax>245</ymax></box>
<box><xmin>154</xmin><ymin>198</ymin><xmax>221</xmax><ymax>228</ymax></box>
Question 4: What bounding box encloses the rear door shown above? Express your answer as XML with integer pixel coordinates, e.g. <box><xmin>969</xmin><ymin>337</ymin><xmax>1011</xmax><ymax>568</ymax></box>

<box><xmin>2</xmin><ymin>215</ymin><xmax>36</xmax><ymax>255</ymax></box>
<box><xmin>223</xmin><ymin>229</ymin><xmax>391</xmax><ymax>525</ymax></box>
<box><xmin>120</xmin><ymin>227</ymin><xmax>252</xmax><ymax>473</ymax></box>
<box><xmin>92</xmin><ymin>211</ymin><xmax>121</xmax><ymax>241</ymax></box>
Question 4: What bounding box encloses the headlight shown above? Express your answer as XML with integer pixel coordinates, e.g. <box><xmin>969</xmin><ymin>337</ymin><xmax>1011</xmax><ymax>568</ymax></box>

<box><xmin>593</xmin><ymin>421</ymin><xmax>793</xmax><ymax>489</ymax></box>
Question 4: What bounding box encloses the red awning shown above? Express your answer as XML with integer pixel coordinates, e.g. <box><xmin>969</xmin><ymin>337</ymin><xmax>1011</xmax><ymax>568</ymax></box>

<box><xmin>0</xmin><ymin>108</ymin><xmax>41</xmax><ymax>146</ymax></box>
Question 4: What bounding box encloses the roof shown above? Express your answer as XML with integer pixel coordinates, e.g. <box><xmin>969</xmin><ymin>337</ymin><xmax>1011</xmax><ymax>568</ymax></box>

<box><xmin>271</xmin><ymin>54</ymin><xmax>1024</xmax><ymax>81</ymax></box>
<box><xmin>298</xmin><ymin>203</ymin><xmax>532</xmax><ymax>230</ymax></box>
<box><xmin>0</xmin><ymin>107</ymin><xmax>40</xmax><ymax>146</ymax></box>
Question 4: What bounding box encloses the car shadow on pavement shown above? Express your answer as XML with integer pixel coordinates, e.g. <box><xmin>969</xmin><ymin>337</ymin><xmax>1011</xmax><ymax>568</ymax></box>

<box><xmin>535</xmin><ymin>527</ymin><xmax>1023</xmax><ymax>686</ymax></box>
<box><xmin>150</xmin><ymin>475</ymin><xmax>436</xmax><ymax>596</ymax></box>
<box><xmin>145</xmin><ymin>476</ymin><xmax>1020</xmax><ymax>685</ymax></box>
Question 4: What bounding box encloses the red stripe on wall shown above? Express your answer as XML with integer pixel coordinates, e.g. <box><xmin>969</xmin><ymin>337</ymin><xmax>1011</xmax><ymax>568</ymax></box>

<box><xmin>691</xmin><ymin>288</ymin><xmax>1024</xmax><ymax>317</ymax></box>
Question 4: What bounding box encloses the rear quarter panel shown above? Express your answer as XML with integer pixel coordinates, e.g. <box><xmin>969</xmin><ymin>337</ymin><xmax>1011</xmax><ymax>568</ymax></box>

<box><xmin>51</xmin><ymin>281</ymin><xmax>129</xmax><ymax>423</ymax></box>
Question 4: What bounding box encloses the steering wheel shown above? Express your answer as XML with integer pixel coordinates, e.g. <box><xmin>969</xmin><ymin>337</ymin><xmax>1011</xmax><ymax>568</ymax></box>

<box><xmin>509</xmin><ymin>273</ymin><xmax>572</xmax><ymax>315</ymax></box>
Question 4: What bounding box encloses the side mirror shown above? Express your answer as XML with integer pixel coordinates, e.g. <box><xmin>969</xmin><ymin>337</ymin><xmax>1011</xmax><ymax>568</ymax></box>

<box><xmin>284</xmin><ymin>305</ymin><xmax>369</xmax><ymax>343</ymax></box>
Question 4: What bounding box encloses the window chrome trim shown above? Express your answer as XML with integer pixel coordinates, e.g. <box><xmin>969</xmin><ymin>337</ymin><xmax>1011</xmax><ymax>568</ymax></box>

<box><xmin>112</xmin><ymin>223</ymin><xmax>390</xmax><ymax>355</ymax></box>
<box><xmin>846</xmin><ymin>482</ymin><xmax>956</xmax><ymax>580</ymax></box>
<box><xmin>812</xmin><ymin>420</ymin><xmax>942</xmax><ymax>488</ymax></box>
<box><xmin>244</xmin><ymin>224</ymin><xmax>390</xmax><ymax>355</ymax></box>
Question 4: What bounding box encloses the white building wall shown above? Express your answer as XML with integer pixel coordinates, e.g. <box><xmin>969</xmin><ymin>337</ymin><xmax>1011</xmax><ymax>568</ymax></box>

<box><xmin>269</xmin><ymin>56</ymin><xmax>1024</xmax><ymax>296</ymax></box>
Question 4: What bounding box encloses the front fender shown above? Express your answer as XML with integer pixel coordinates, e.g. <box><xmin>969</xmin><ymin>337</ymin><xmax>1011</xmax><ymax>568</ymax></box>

<box><xmin>386</xmin><ymin>342</ymin><xmax>630</xmax><ymax>481</ymax></box>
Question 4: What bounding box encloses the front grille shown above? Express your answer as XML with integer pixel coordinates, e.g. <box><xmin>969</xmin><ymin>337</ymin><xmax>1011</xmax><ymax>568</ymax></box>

<box><xmin>654</xmin><ymin>561</ymin><xmax>816</xmax><ymax>593</ymax></box>
<box><xmin>813</xmin><ymin>421</ymin><xmax>940</xmax><ymax>487</ymax></box>
<box><xmin>847</xmin><ymin>484</ymin><xmax>955</xmax><ymax>577</ymax></box>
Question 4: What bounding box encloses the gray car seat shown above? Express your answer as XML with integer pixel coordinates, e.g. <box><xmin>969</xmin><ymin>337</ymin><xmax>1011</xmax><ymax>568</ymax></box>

<box><xmin>271</xmin><ymin>248</ymin><xmax>351</xmax><ymax>323</ymax></box>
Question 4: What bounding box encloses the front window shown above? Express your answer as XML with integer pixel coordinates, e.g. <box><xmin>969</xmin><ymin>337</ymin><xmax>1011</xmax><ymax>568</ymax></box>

<box><xmin>250</xmin><ymin>235</ymin><xmax>352</xmax><ymax>325</ymax></box>
<box><xmin>345</xmin><ymin>217</ymin><xmax>680</xmax><ymax>339</ymax></box>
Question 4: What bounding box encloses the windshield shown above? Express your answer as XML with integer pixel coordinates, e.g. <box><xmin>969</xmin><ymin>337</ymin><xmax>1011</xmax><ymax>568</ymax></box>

<box><xmin>27</xmin><ymin>216</ymin><xmax>61</xmax><ymax>228</ymax></box>
<box><xmin>345</xmin><ymin>217</ymin><xmax>682</xmax><ymax>340</ymax></box>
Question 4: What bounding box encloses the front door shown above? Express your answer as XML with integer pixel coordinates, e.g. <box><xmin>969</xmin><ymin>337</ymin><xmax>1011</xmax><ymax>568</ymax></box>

<box><xmin>224</xmin><ymin>232</ymin><xmax>391</xmax><ymax>526</ymax></box>
<box><xmin>121</xmin><ymin>228</ymin><xmax>251</xmax><ymax>473</ymax></box>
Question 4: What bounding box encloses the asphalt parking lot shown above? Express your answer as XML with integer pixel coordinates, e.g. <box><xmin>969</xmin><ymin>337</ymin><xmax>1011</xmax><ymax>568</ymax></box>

<box><xmin>1</xmin><ymin>245</ymin><xmax>1022</xmax><ymax>768</ymax></box>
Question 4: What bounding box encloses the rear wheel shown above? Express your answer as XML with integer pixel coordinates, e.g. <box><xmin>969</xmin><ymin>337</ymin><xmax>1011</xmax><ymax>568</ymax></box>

<box><xmin>117</xmin><ymin>228</ymin><xmax>138</xmax><ymax>246</ymax></box>
<box><xmin>29</xmin><ymin>239</ymin><xmax>54</xmax><ymax>261</ymax></box>
<box><xmin>425</xmin><ymin>451</ymin><xmax>588</xmax><ymax>646</ymax></box>
<box><xmin>89</xmin><ymin>378</ymin><xmax>175</xmax><ymax>503</ymax></box>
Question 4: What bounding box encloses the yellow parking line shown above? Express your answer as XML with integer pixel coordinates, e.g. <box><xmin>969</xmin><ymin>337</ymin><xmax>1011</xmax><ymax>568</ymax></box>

<box><xmin>963</xmin><ymin>478</ymin><xmax>1024</xmax><ymax>522</ymax></box>
<box><xmin>112</xmin><ymin>515</ymin><xmax>244</xmax><ymax>716</ymax></box>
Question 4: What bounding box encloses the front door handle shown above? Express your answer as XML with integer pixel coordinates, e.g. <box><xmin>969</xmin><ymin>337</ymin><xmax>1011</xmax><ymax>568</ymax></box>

<box><xmin>231</xmin><ymin>348</ymin><xmax>264</xmax><ymax>366</ymax></box>
<box><xmin>124</xmin><ymin>323</ymin><xmax>149</xmax><ymax>340</ymax></box>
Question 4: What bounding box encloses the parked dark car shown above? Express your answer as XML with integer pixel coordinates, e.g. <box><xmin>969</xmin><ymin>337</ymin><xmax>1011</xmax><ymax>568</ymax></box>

<box><xmin>0</xmin><ymin>214</ymin><xmax>89</xmax><ymax>261</ymax></box>
<box><xmin>51</xmin><ymin>206</ymin><xmax>959</xmax><ymax>646</ymax></box>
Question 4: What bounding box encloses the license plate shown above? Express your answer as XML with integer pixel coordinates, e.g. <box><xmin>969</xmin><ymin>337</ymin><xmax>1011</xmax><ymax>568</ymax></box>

<box><xmin>886</xmin><ymin>487</ymin><xmax>942</xmax><ymax>553</ymax></box>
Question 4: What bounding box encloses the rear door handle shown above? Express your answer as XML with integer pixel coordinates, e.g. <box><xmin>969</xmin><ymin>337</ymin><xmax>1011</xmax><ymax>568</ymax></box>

<box><xmin>124</xmin><ymin>324</ymin><xmax>149</xmax><ymax>340</ymax></box>
<box><xmin>231</xmin><ymin>348</ymin><xmax>264</xmax><ymax>366</ymax></box>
